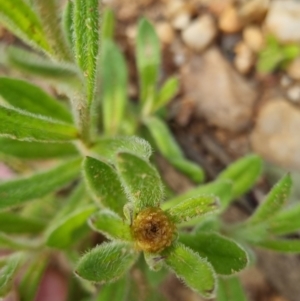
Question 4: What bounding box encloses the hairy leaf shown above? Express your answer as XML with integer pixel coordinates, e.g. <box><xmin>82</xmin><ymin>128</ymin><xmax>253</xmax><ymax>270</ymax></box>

<box><xmin>0</xmin><ymin>0</ymin><xmax>50</xmax><ymax>53</ymax></box>
<box><xmin>101</xmin><ymin>40</ymin><xmax>128</xmax><ymax>136</ymax></box>
<box><xmin>83</xmin><ymin>157</ymin><xmax>128</xmax><ymax>216</ymax></box>
<box><xmin>179</xmin><ymin>232</ymin><xmax>248</xmax><ymax>275</ymax></box>
<box><xmin>0</xmin><ymin>138</ymin><xmax>77</xmax><ymax>159</ymax></box>
<box><xmin>0</xmin><ymin>77</ymin><xmax>72</xmax><ymax>122</ymax></box>
<box><xmin>145</xmin><ymin>117</ymin><xmax>204</xmax><ymax>182</ymax></box>
<box><xmin>96</xmin><ymin>276</ymin><xmax>128</xmax><ymax>301</ymax></box>
<box><xmin>75</xmin><ymin>242</ymin><xmax>138</xmax><ymax>282</ymax></box>
<box><xmin>46</xmin><ymin>205</ymin><xmax>96</xmax><ymax>249</ymax></box>
<box><xmin>0</xmin><ymin>157</ymin><xmax>81</xmax><ymax>210</ymax></box>
<box><xmin>218</xmin><ymin>154</ymin><xmax>262</xmax><ymax>202</ymax></box>
<box><xmin>249</xmin><ymin>174</ymin><xmax>292</xmax><ymax>225</ymax></box>
<box><xmin>0</xmin><ymin>105</ymin><xmax>78</xmax><ymax>142</ymax></box>
<box><xmin>136</xmin><ymin>19</ymin><xmax>160</xmax><ymax>107</ymax></box>
<box><xmin>63</xmin><ymin>0</ymin><xmax>74</xmax><ymax>50</ymax></box>
<box><xmin>92</xmin><ymin>136</ymin><xmax>152</xmax><ymax>163</ymax></box>
<box><xmin>89</xmin><ymin>209</ymin><xmax>132</xmax><ymax>241</ymax></box>
<box><xmin>167</xmin><ymin>195</ymin><xmax>219</xmax><ymax>223</ymax></box>
<box><xmin>217</xmin><ymin>277</ymin><xmax>248</xmax><ymax>301</ymax></box>
<box><xmin>116</xmin><ymin>152</ymin><xmax>164</xmax><ymax>212</ymax></box>
<box><xmin>163</xmin><ymin>243</ymin><xmax>216</xmax><ymax>298</ymax></box>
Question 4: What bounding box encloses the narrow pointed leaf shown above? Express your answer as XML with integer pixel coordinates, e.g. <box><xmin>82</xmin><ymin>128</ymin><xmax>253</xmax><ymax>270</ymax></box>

<box><xmin>217</xmin><ymin>277</ymin><xmax>248</xmax><ymax>301</ymax></box>
<box><xmin>75</xmin><ymin>242</ymin><xmax>138</xmax><ymax>282</ymax></box>
<box><xmin>163</xmin><ymin>243</ymin><xmax>216</xmax><ymax>298</ymax></box>
<box><xmin>0</xmin><ymin>212</ymin><xmax>45</xmax><ymax>234</ymax></box>
<box><xmin>179</xmin><ymin>232</ymin><xmax>248</xmax><ymax>275</ymax></box>
<box><xmin>101</xmin><ymin>9</ymin><xmax>115</xmax><ymax>40</ymax></box>
<box><xmin>0</xmin><ymin>0</ymin><xmax>50</xmax><ymax>53</ymax></box>
<box><xmin>162</xmin><ymin>180</ymin><xmax>232</xmax><ymax>210</ymax></box>
<box><xmin>46</xmin><ymin>205</ymin><xmax>96</xmax><ymax>249</ymax></box>
<box><xmin>145</xmin><ymin>117</ymin><xmax>204</xmax><ymax>182</ymax></box>
<box><xmin>92</xmin><ymin>136</ymin><xmax>152</xmax><ymax>163</ymax></box>
<box><xmin>32</xmin><ymin>0</ymin><xmax>72</xmax><ymax>61</ymax></box>
<box><xmin>254</xmin><ymin>239</ymin><xmax>300</xmax><ymax>253</ymax></box>
<box><xmin>268</xmin><ymin>203</ymin><xmax>300</xmax><ymax>235</ymax></box>
<box><xmin>0</xmin><ymin>157</ymin><xmax>81</xmax><ymax>210</ymax></box>
<box><xmin>7</xmin><ymin>46</ymin><xmax>79</xmax><ymax>81</ymax></box>
<box><xmin>0</xmin><ymin>77</ymin><xmax>72</xmax><ymax>122</ymax></box>
<box><xmin>0</xmin><ymin>253</ymin><xmax>24</xmax><ymax>296</ymax></box>
<box><xmin>0</xmin><ymin>233</ymin><xmax>37</xmax><ymax>250</ymax></box>
<box><xmin>89</xmin><ymin>209</ymin><xmax>132</xmax><ymax>241</ymax></box>
<box><xmin>101</xmin><ymin>40</ymin><xmax>128</xmax><ymax>136</ymax></box>
<box><xmin>136</xmin><ymin>19</ymin><xmax>160</xmax><ymax>105</ymax></box>
<box><xmin>96</xmin><ymin>276</ymin><xmax>128</xmax><ymax>301</ymax></box>
<box><xmin>63</xmin><ymin>0</ymin><xmax>75</xmax><ymax>50</ymax></box>
<box><xmin>0</xmin><ymin>138</ymin><xmax>77</xmax><ymax>159</ymax></box>
<box><xmin>19</xmin><ymin>255</ymin><xmax>48</xmax><ymax>301</ymax></box>
<box><xmin>249</xmin><ymin>174</ymin><xmax>292</xmax><ymax>225</ymax></box>
<box><xmin>167</xmin><ymin>195</ymin><xmax>220</xmax><ymax>223</ymax></box>
<box><xmin>116</xmin><ymin>152</ymin><xmax>164</xmax><ymax>212</ymax></box>
<box><xmin>0</xmin><ymin>105</ymin><xmax>78</xmax><ymax>142</ymax></box>
<box><xmin>153</xmin><ymin>76</ymin><xmax>179</xmax><ymax>113</ymax></box>
<box><xmin>74</xmin><ymin>0</ymin><xmax>100</xmax><ymax>103</ymax></box>
<box><xmin>218</xmin><ymin>154</ymin><xmax>262</xmax><ymax>201</ymax></box>
<box><xmin>83</xmin><ymin>156</ymin><xmax>128</xmax><ymax>216</ymax></box>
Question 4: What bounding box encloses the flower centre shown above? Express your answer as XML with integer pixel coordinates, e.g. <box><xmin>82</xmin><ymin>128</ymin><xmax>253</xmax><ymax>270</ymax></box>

<box><xmin>131</xmin><ymin>207</ymin><xmax>175</xmax><ymax>253</ymax></box>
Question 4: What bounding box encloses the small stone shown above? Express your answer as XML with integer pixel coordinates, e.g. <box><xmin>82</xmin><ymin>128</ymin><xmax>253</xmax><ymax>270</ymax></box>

<box><xmin>287</xmin><ymin>85</ymin><xmax>300</xmax><ymax>103</ymax></box>
<box><xmin>287</xmin><ymin>57</ymin><xmax>300</xmax><ymax>80</ymax></box>
<box><xmin>156</xmin><ymin>22</ymin><xmax>175</xmax><ymax>44</ymax></box>
<box><xmin>251</xmin><ymin>100</ymin><xmax>300</xmax><ymax>170</ymax></box>
<box><xmin>280</xmin><ymin>75</ymin><xmax>292</xmax><ymax>88</ymax></box>
<box><xmin>181</xmin><ymin>47</ymin><xmax>257</xmax><ymax>132</ymax></box>
<box><xmin>238</xmin><ymin>0</ymin><xmax>269</xmax><ymax>23</ymax></box>
<box><xmin>234</xmin><ymin>41</ymin><xmax>255</xmax><ymax>74</ymax></box>
<box><xmin>182</xmin><ymin>15</ymin><xmax>217</xmax><ymax>52</ymax></box>
<box><xmin>171</xmin><ymin>12</ymin><xmax>191</xmax><ymax>30</ymax></box>
<box><xmin>219</xmin><ymin>5</ymin><xmax>243</xmax><ymax>33</ymax></box>
<box><xmin>243</xmin><ymin>26</ymin><xmax>264</xmax><ymax>53</ymax></box>
<box><xmin>265</xmin><ymin>0</ymin><xmax>300</xmax><ymax>43</ymax></box>
<box><xmin>206</xmin><ymin>0</ymin><xmax>233</xmax><ymax>16</ymax></box>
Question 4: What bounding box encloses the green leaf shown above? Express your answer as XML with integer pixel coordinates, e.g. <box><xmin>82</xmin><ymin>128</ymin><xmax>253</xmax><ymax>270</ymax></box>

<box><xmin>0</xmin><ymin>253</ymin><xmax>24</xmax><ymax>296</ymax></box>
<box><xmin>249</xmin><ymin>174</ymin><xmax>292</xmax><ymax>225</ymax></box>
<box><xmin>83</xmin><ymin>156</ymin><xmax>128</xmax><ymax>216</ymax></box>
<box><xmin>101</xmin><ymin>9</ymin><xmax>115</xmax><ymax>40</ymax></box>
<box><xmin>145</xmin><ymin>117</ymin><xmax>204</xmax><ymax>182</ymax></box>
<box><xmin>218</xmin><ymin>154</ymin><xmax>262</xmax><ymax>201</ymax></box>
<box><xmin>116</xmin><ymin>152</ymin><xmax>164</xmax><ymax>212</ymax></box>
<box><xmin>7</xmin><ymin>46</ymin><xmax>79</xmax><ymax>81</ymax></box>
<box><xmin>19</xmin><ymin>255</ymin><xmax>48</xmax><ymax>301</ymax></box>
<box><xmin>96</xmin><ymin>276</ymin><xmax>128</xmax><ymax>301</ymax></box>
<box><xmin>0</xmin><ymin>212</ymin><xmax>45</xmax><ymax>234</ymax></box>
<box><xmin>74</xmin><ymin>0</ymin><xmax>100</xmax><ymax>103</ymax></box>
<box><xmin>0</xmin><ymin>138</ymin><xmax>77</xmax><ymax>159</ymax></box>
<box><xmin>0</xmin><ymin>77</ymin><xmax>72</xmax><ymax>122</ymax></box>
<box><xmin>46</xmin><ymin>205</ymin><xmax>96</xmax><ymax>249</ymax></box>
<box><xmin>179</xmin><ymin>232</ymin><xmax>248</xmax><ymax>275</ymax></box>
<box><xmin>254</xmin><ymin>239</ymin><xmax>300</xmax><ymax>253</ymax></box>
<box><xmin>101</xmin><ymin>40</ymin><xmax>128</xmax><ymax>136</ymax></box>
<box><xmin>136</xmin><ymin>19</ymin><xmax>160</xmax><ymax>107</ymax></box>
<box><xmin>0</xmin><ymin>105</ymin><xmax>78</xmax><ymax>142</ymax></box>
<box><xmin>89</xmin><ymin>209</ymin><xmax>132</xmax><ymax>241</ymax></box>
<box><xmin>63</xmin><ymin>0</ymin><xmax>75</xmax><ymax>50</ymax></box>
<box><xmin>167</xmin><ymin>195</ymin><xmax>220</xmax><ymax>223</ymax></box>
<box><xmin>0</xmin><ymin>233</ymin><xmax>38</xmax><ymax>250</ymax></box>
<box><xmin>32</xmin><ymin>0</ymin><xmax>72</xmax><ymax>61</ymax></box>
<box><xmin>217</xmin><ymin>277</ymin><xmax>248</xmax><ymax>301</ymax></box>
<box><xmin>0</xmin><ymin>157</ymin><xmax>81</xmax><ymax>210</ymax></box>
<box><xmin>0</xmin><ymin>0</ymin><xmax>50</xmax><ymax>53</ymax></box>
<box><xmin>92</xmin><ymin>136</ymin><xmax>152</xmax><ymax>163</ymax></box>
<box><xmin>268</xmin><ymin>203</ymin><xmax>300</xmax><ymax>235</ymax></box>
<box><xmin>153</xmin><ymin>76</ymin><xmax>179</xmax><ymax>113</ymax></box>
<box><xmin>162</xmin><ymin>180</ymin><xmax>232</xmax><ymax>210</ymax></box>
<box><xmin>75</xmin><ymin>242</ymin><xmax>138</xmax><ymax>282</ymax></box>
<box><xmin>163</xmin><ymin>242</ymin><xmax>216</xmax><ymax>298</ymax></box>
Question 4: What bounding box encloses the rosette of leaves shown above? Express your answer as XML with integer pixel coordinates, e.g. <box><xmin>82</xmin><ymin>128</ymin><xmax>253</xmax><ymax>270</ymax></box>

<box><xmin>76</xmin><ymin>152</ymin><xmax>249</xmax><ymax>299</ymax></box>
